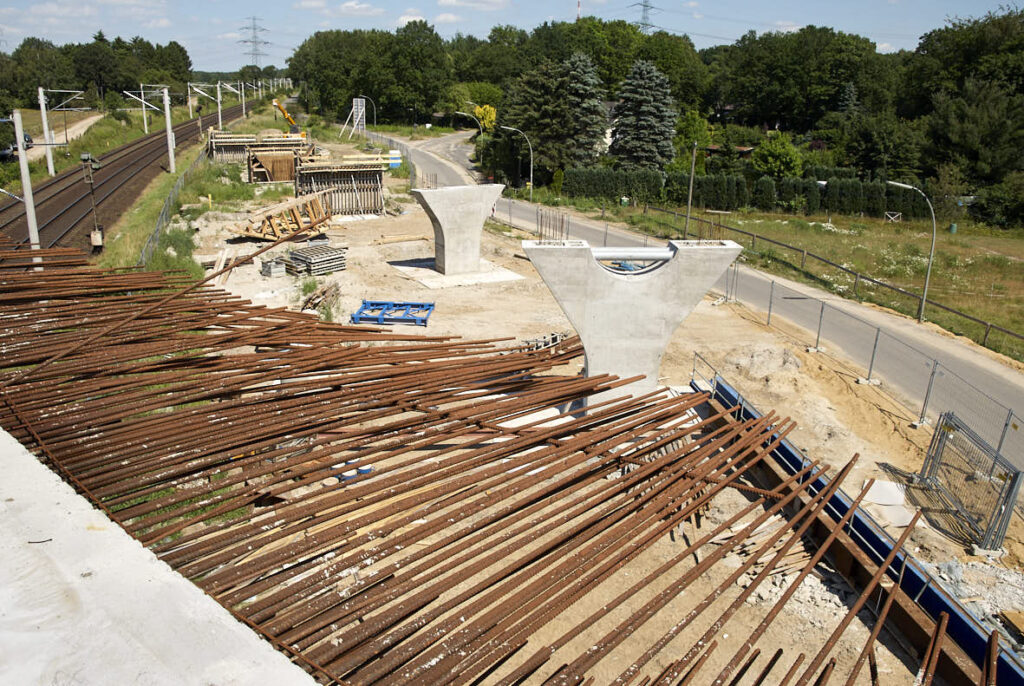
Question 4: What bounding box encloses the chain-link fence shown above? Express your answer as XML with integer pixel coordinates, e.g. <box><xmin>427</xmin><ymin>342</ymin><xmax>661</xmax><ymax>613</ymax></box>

<box><xmin>363</xmin><ymin>132</ymin><xmax>419</xmax><ymax>189</ymax></box>
<box><xmin>919</xmin><ymin>412</ymin><xmax>1022</xmax><ymax>549</ymax></box>
<box><xmin>137</xmin><ymin>148</ymin><xmax>209</xmax><ymax>267</ymax></box>
<box><xmin>715</xmin><ymin>262</ymin><xmax>1023</xmax><ymax>473</ymax></box>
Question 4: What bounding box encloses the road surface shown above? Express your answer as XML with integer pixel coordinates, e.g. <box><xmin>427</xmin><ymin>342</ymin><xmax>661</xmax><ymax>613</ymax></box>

<box><xmin>395</xmin><ymin>130</ymin><xmax>1024</xmax><ymax>462</ymax></box>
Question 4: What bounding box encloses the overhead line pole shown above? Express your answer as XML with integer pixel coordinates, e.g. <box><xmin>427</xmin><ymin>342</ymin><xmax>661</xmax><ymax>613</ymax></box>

<box><xmin>37</xmin><ymin>87</ymin><xmax>55</xmax><ymax>177</ymax></box>
<box><xmin>162</xmin><ymin>88</ymin><xmax>176</xmax><ymax>174</ymax></box>
<box><xmin>12</xmin><ymin>110</ymin><xmax>41</xmax><ymax>263</ymax></box>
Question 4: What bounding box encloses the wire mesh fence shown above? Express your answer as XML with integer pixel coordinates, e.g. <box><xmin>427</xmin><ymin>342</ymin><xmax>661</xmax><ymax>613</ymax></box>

<box><xmin>649</xmin><ymin>206</ymin><xmax>1024</xmax><ymax>362</ymax></box>
<box><xmin>918</xmin><ymin>413</ymin><xmax>1022</xmax><ymax>549</ymax></box>
<box><xmin>137</xmin><ymin>147</ymin><xmax>209</xmax><ymax>267</ymax></box>
<box><xmin>709</xmin><ymin>261</ymin><xmax>1024</xmax><ymax>534</ymax></box>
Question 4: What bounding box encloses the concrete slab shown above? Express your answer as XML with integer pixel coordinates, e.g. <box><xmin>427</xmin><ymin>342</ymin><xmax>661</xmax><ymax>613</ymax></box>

<box><xmin>390</xmin><ymin>257</ymin><xmax>524</xmax><ymax>289</ymax></box>
<box><xmin>0</xmin><ymin>430</ymin><xmax>314</xmax><ymax>686</ymax></box>
<box><xmin>412</xmin><ymin>184</ymin><xmax>504</xmax><ymax>275</ymax></box>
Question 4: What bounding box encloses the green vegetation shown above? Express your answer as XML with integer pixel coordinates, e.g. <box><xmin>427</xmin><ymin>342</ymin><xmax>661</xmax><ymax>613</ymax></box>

<box><xmin>97</xmin><ymin>145</ymin><xmax>204</xmax><ymax>271</ymax></box>
<box><xmin>368</xmin><ymin>124</ymin><xmax>455</xmax><ymax>139</ymax></box>
<box><xmin>288</xmin><ymin>9</ymin><xmax>1024</xmax><ymax>228</ymax></box>
<box><xmin>610</xmin><ymin>61</ymin><xmax>676</xmax><ymax>171</ymax></box>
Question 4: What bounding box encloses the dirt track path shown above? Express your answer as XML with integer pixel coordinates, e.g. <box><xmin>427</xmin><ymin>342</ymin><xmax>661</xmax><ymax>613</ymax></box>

<box><xmin>27</xmin><ymin>114</ymin><xmax>103</xmax><ymax>163</ymax></box>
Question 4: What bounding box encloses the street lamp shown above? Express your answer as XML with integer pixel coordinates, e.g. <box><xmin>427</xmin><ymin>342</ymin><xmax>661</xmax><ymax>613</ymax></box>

<box><xmin>455</xmin><ymin>111</ymin><xmax>482</xmax><ymax>137</ymax></box>
<box><xmin>887</xmin><ymin>180</ymin><xmax>936</xmax><ymax>323</ymax></box>
<box><xmin>358</xmin><ymin>94</ymin><xmax>376</xmax><ymax>128</ymax></box>
<box><xmin>500</xmin><ymin>125</ymin><xmax>533</xmax><ymax>203</ymax></box>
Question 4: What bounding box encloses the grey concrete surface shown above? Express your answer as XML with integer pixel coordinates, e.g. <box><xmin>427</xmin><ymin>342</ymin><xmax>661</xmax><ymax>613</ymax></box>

<box><xmin>412</xmin><ymin>184</ymin><xmax>505</xmax><ymax>275</ymax></box>
<box><xmin>524</xmin><ymin>239</ymin><xmax>742</xmax><ymax>402</ymax></box>
<box><xmin>0</xmin><ymin>429</ymin><xmax>314</xmax><ymax>686</ymax></box>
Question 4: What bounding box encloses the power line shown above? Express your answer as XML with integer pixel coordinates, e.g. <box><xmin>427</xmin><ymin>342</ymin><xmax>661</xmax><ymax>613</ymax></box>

<box><xmin>238</xmin><ymin>16</ymin><xmax>270</xmax><ymax>67</ymax></box>
<box><xmin>630</xmin><ymin>0</ymin><xmax>656</xmax><ymax>33</ymax></box>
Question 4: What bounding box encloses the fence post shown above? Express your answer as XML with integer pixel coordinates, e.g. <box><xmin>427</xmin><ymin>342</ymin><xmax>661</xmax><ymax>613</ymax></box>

<box><xmin>604</xmin><ymin>223</ymin><xmax>608</xmax><ymax>246</ymax></box>
<box><xmin>751</xmin><ymin>234</ymin><xmax>757</xmax><ymax>250</ymax></box>
<box><xmin>916</xmin><ymin>360</ymin><xmax>940</xmax><ymax>427</ymax></box>
<box><xmin>865</xmin><ymin>328</ymin><xmax>881</xmax><ymax>382</ymax></box>
<box><xmin>853</xmin><ymin>273</ymin><xmax>860</xmax><ymax>296</ymax></box>
<box><xmin>767</xmin><ymin>281</ymin><xmax>775</xmax><ymax>326</ymax></box>
<box><xmin>996</xmin><ymin>409</ymin><xmax>1014</xmax><ymax>456</ymax></box>
<box><xmin>801</xmin><ymin>249</ymin><xmax>807</xmax><ymax>270</ymax></box>
<box><xmin>813</xmin><ymin>302</ymin><xmax>825</xmax><ymax>350</ymax></box>
<box><xmin>983</xmin><ymin>322</ymin><xmax>992</xmax><ymax>347</ymax></box>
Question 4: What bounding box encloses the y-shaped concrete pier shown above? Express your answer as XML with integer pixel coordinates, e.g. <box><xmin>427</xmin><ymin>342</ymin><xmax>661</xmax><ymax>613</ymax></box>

<box><xmin>412</xmin><ymin>184</ymin><xmax>505</xmax><ymax>275</ymax></box>
<box><xmin>524</xmin><ymin>239</ymin><xmax>742</xmax><ymax>402</ymax></box>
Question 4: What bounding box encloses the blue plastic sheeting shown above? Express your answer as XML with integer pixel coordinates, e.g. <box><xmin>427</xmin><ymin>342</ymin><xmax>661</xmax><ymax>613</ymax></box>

<box><xmin>350</xmin><ymin>300</ymin><xmax>435</xmax><ymax>327</ymax></box>
<box><xmin>695</xmin><ymin>375</ymin><xmax>1024</xmax><ymax>685</ymax></box>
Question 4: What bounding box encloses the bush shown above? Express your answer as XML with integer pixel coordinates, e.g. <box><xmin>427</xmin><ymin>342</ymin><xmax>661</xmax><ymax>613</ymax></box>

<box><xmin>804</xmin><ymin>165</ymin><xmax>857</xmax><ymax>180</ymax></box>
<box><xmin>563</xmin><ymin>168</ymin><xmax>663</xmax><ymax>202</ymax></box>
<box><xmin>805</xmin><ymin>179</ymin><xmax>821</xmax><ymax>214</ymax></box>
<box><xmin>753</xmin><ymin>176</ymin><xmax>776</xmax><ymax>210</ymax></box>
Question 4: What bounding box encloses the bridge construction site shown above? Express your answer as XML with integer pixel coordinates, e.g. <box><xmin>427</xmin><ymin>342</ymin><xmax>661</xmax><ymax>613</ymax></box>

<box><xmin>1</xmin><ymin>98</ymin><xmax>1023</xmax><ymax>686</ymax></box>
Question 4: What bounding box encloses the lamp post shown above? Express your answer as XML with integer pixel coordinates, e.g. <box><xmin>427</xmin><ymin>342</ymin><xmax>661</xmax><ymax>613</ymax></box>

<box><xmin>888</xmin><ymin>180</ymin><xmax>936</xmax><ymax>323</ymax></box>
<box><xmin>500</xmin><ymin>125</ymin><xmax>533</xmax><ymax>203</ymax></box>
<box><xmin>455</xmin><ymin>111</ymin><xmax>482</xmax><ymax>137</ymax></box>
<box><xmin>358</xmin><ymin>94</ymin><xmax>376</xmax><ymax>127</ymax></box>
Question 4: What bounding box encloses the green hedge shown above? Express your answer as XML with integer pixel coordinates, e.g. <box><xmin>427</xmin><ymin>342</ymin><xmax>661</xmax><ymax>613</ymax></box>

<box><xmin>563</xmin><ymin>168</ymin><xmax>663</xmax><ymax>202</ymax></box>
<box><xmin>804</xmin><ymin>165</ymin><xmax>858</xmax><ymax>180</ymax></box>
<box><xmin>570</xmin><ymin>167</ymin><xmax>930</xmax><ymax>218</ymax></box>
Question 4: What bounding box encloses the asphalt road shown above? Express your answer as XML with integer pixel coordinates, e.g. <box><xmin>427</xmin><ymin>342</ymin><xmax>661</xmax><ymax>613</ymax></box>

<box><xmin>401</xmin><ymin>130</ymin><xmax>1024</xmax><ymax>463</ymax></box>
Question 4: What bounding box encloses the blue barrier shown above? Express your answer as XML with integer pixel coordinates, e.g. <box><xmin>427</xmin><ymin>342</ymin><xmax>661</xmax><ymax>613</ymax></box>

<box><xmin>695</xmin><ymin>374</ymin><xmax>1024</xmax><ymax>684</ymax></box>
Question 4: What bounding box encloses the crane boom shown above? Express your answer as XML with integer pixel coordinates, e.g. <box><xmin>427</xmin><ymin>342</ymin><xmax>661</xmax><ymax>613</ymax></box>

<box><xmin>273</xmin><ymin>99</ymin><xmax>301</xmax><ymax>134</ymax></box>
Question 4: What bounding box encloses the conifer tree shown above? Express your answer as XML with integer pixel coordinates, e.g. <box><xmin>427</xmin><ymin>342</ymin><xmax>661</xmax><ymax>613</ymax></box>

<box><xmin>610</xmin><ymin>60</ymin><xmax>676</xmax><ymax>170</ymax></box>
<box><xmin>564</xmin><ymin>52</ymin><xmax>608</xmax><ymax>167</ymax></box>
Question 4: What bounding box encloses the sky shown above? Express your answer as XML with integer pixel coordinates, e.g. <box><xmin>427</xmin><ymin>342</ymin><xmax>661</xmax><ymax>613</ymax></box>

<box><xmin>0</xmin><ymin>0</ymin><xmax>1012</xmax><ymax>71</ymax></box>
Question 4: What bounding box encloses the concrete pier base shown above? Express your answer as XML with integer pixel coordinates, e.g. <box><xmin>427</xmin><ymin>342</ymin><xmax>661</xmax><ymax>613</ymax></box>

<box><xmin>412</xmin><ymin>184</ymin><xmax>505</xmax><ymax>275</ymax></box>
<box><xmin>524</xmin><ymin>239</ymin><xmax>742</xmax><ymax>403</ymax></box>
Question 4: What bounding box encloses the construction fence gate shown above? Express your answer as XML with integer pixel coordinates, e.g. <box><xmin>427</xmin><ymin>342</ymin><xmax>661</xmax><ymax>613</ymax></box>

<box><xmin>919</xmin><ymin>411</ymin><xmax>1023</xmax><ymax>550</ymax></box>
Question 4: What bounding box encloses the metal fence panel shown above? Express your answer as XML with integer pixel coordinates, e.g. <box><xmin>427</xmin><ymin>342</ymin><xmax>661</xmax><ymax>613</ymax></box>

<box><xmin>919</xmin><ymin>413</ymin><xmax>1021</xmax><ymax>548</ymax></box>
<box><xmin>818</xmin><ymin>304</ymin><xmax>878</xmax><ymax>371</ymax></box>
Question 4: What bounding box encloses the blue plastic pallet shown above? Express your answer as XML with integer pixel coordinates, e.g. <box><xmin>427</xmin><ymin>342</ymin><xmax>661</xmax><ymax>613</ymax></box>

<box><xmin>350</xmin><ymin>300</ymin><xmax>435</xmax><ymax>327</ymax></box>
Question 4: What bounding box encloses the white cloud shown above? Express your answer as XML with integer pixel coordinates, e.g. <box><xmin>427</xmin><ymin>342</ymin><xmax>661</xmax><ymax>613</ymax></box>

<box><xmin>217</xmin><ymin>31</ymin><xmax>242</xmax><ymax>40</ymax></box>
<box><xmin>878</xmin><ymin>42</ymin><xmax>895</xmax><ymax>52</ymax></box>
<box><xmin>692</xmin><ymin>12</ymin><xmax>703</xmax><ymax>19</ymax></box>
<box><xmin>29</xmin><ymin>2</ymin><xmax>98</xmax><ymax>18</ymax></box>
<box><xmin>775</xmin><ymin>20</ymin><xmax>802</xmax><ymax>33</ymax></box>
<box><xmin>434</xmin><ymin>12</ymin><xmax>460</xmax><ymax>22</ymax></box>
<box><xmin>398</xmin><ymin>8</ymin><xmax>425</xmax><ymax>24</ymax></box>
<box><xmin>293</xmin><ymin>0</ymin><xmax>327</xmax><ymax>7</ymax></box>
<box><xmin>335</xmin><ymin>1</ymin><xmax>387</xmax><ymax>16</ymax></box>
<box><xmin>437</xmin><ymin>0</ymin><xmax>507</xmax><ymax>10</ymax></box>
<box><xmin>145</xmin><ymin>17</ymin><xmax>171</xmax><ymax>28</ymax></box>
<box><xmin>685</xmin><ymin>1</ymin><xmax>698</xmax><ymax>6</ymax></box>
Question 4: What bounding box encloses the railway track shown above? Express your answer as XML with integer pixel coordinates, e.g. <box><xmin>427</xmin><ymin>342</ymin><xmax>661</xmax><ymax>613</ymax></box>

<box><xmin>0</xmin><ymin>104</ymin><xmax>245</xmax><ymax>250</ymax></box>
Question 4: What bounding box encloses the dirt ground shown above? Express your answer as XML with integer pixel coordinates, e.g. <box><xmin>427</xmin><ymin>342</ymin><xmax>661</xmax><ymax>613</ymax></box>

<box><xmin>166</xmin><ymin>140</ymin><xmax>1024</xmax><ymax>679</ymax></box>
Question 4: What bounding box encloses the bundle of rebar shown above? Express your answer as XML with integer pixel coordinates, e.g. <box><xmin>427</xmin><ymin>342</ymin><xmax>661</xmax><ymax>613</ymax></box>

<box><xmin>0</xmin><ymin>240</ymin><xmax>958</xmax><ymax>685</ymax></box>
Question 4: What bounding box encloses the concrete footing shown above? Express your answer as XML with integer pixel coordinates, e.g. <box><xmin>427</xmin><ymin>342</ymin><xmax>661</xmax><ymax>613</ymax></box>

<box><xmin>412</xmin><ymin>184</ymin><xmax>504</xmax><ymax>275</ymax></box>
<box><xmin>524</xmin><ymin>239</ymin><xmax>742</xmax><ymax>403</ymax></box>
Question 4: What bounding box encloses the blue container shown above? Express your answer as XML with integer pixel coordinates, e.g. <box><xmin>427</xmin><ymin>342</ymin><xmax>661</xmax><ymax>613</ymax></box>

<box><xmin>357</xmin><ymin>465</ymin><xmax>373</xmax><ymax>475</ymax></box>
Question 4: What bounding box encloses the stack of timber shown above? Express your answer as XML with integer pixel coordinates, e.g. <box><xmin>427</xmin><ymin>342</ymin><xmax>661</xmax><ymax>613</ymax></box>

<box><xmin>207</xmin><ymin>130</ymin><xmax>257</xmax><ymax>162</ymax></box>
<box><xmin>295</xmin><ymin>156</ymin><xmax>387</xmax><ymax>215</ymax></box>
<box><xmin>288</xmin><ymin>245</ymin><xmax>348</xmax><ymax>276</ymax></box>
<box><xmin>230</xmin><ymin>191</ymin><xmax>332</xmax><ymax>241</ymax></box>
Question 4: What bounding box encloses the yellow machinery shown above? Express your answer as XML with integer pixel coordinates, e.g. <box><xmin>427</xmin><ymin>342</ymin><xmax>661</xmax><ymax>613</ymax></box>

<box><xmin>273</xmin><ymin>99</ymin><xmax>306</xmax><ymax>137</ymax></box>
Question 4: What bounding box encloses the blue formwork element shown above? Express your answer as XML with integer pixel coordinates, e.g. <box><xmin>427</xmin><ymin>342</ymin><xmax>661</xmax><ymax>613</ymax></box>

<box><xmin>695</xmin><ymin>375</ymin><xmax>1024</xmax><ymax>685</ymax></box>
<box><xmin>350</xmin><ymin>300</ymin><xmax>435</xmax><ymax>327</ymax></box>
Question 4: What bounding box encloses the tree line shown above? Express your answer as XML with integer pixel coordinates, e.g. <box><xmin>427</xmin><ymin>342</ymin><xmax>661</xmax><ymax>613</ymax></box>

<box><xmin>289</xmin><ymin>9</ymin><xmax>1024</xmax><ymax>227</ymax></box>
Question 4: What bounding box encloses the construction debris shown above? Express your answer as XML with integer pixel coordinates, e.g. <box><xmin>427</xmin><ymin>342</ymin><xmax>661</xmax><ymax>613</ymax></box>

<box><xmin>300</xmin><ymin>282</ymin><xmax>341</xmax><ymax>312</ymax></box>
<box><xmin>260</xmin><ymin>259</ymin><xmax>286</xmax><ymax>278</ymax></box>
<box><xmin>231</xmin><ymin>191</ymin><xmax>332</xmax><ymax>241</ymax></box>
